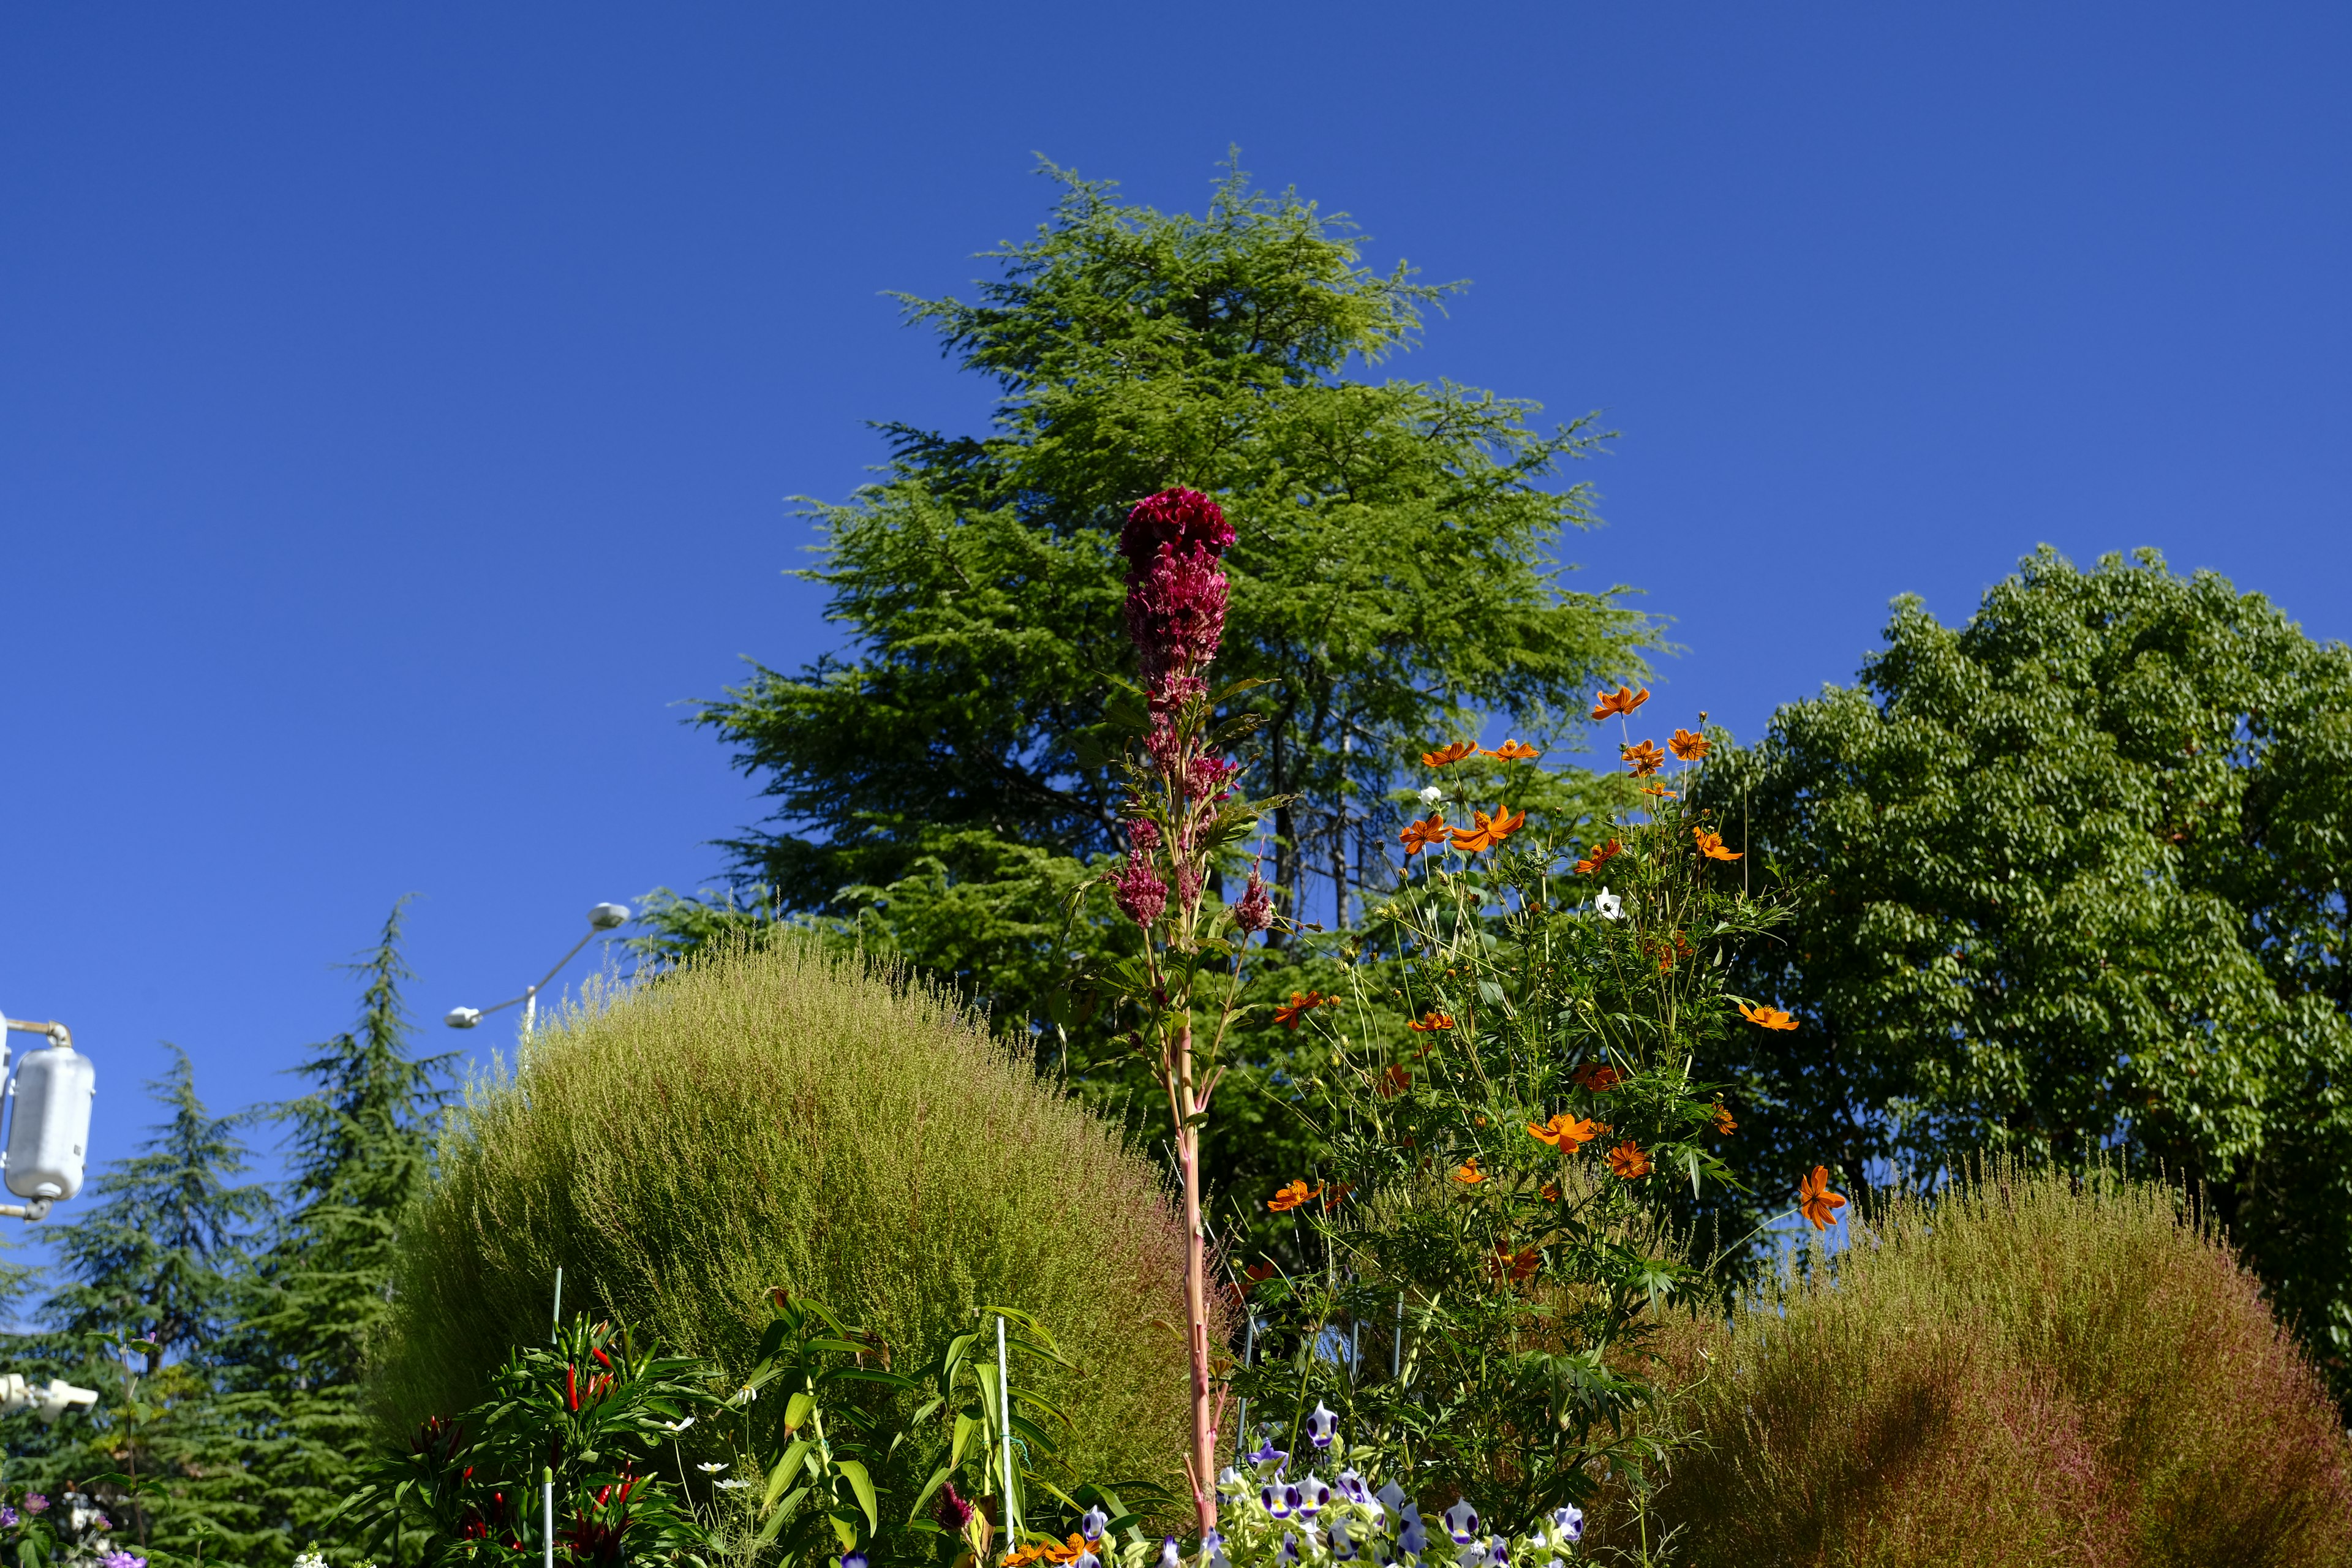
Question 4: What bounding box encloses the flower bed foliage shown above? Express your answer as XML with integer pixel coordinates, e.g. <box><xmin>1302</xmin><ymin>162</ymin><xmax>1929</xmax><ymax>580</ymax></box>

<box><xmin>374</xmin><ymin>938</ymin><xmax>1223</xmax><ymax>1530</ymax></box>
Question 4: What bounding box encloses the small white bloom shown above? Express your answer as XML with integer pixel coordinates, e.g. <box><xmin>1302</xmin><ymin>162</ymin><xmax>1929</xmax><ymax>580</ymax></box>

<box><xmin>698</xmin><ymin>1461</ymin><xmax>729</xmax><ymax>1474</ymax></box>
<box><xmin>295</xmin><ymin>1555</ymin><xmax>328</xmax><ymax>1568</ymax></box>
<box><xmin>1594</xmin><ymin>888</ymin><xmax>1624</xmax><ymax>921</ymax></box>
<box><xmin>661</xmin><ymin>1415</ymin><xmax>698</xmax><ymax>1434</ymax></box>
<box><xmin>715</xmin><ymin>1478</ymin><xmax>750</xmax><ymax>1490</ymax></box>
<box><xmin>1418</xmin><ymin>786</ymin><xmax>1444</xmax><ymax>807</ymax></box>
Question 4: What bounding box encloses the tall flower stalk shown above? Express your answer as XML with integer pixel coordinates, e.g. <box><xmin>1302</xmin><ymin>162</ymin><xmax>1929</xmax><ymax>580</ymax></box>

<box><xmin>1091</xmin><ymin>488</ymin><xmax>1278</xmax><ymax>1538</ymax></box>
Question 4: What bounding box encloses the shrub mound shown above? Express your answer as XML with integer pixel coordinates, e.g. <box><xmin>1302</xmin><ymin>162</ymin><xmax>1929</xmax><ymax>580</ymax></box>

<box><xmin>373</xmin><ymin>937</ymin><xmax>1216</xmax><ymax>1506</ymax></box>
<box><xmin>1640</xmin><ymin>1161</ymin><xmax>2352</xmax><ymax>1568</ymax></box>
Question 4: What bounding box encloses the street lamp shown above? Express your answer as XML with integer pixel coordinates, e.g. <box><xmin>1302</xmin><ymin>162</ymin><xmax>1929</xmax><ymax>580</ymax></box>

<box><xmin>0</xmin><ymin>1014</ymin><xmax>97</xmax><ymax>1222</ymax></box>
<box><xmin>445</xmin><ymin>902</ymin><xmax>631</xmax><ymax>1035</ymax></box>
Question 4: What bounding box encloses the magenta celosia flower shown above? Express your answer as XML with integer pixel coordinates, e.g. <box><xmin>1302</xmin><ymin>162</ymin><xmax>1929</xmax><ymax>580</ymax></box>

<box><xmin>1232</xmin><ymin>864</ymin><xmax>1272</xmax><ymax>933</ymax></box>
<box><xmin>1125</xmin><ymin>543</ymin><xmax>1230</xmax><ymax>684</ymax></box>
<box><xmin>1114</xmin><ymin>852</ymin><xmax>1168</xmax><ymax>929</ymax></box>
<box><xmin>1119</xmin><ymin>487</ymin><xmax>1234</xmax><ymax>575</ymax></box>
<box><xmin>1126</xmin><ymin>816</ymin><xmax>1162</xmax><ymax>851</ymax></box>
<box><xmin>933</xmin><ymin>1483</ymin><xmax>976</xmax><ymax>1533</ymax></box>
<box><xmin>1188</xmin><ymin>755</ymin><xmax>1239</xmax><ymax>799</ymax></box>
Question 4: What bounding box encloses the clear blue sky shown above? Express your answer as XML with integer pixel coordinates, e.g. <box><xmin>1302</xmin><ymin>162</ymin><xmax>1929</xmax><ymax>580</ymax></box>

<box><xmin>2</xmin><ymin>4</ymin><xmax>2346</xmax><ymax>1208</ymax></box>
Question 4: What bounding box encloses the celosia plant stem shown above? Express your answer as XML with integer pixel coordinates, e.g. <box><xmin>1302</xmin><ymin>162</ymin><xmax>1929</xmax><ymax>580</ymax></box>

<box><xmin>1174</xmin><ymin>1017</ymin><xmax>1219</xmax><ymax>1536</ymax></box>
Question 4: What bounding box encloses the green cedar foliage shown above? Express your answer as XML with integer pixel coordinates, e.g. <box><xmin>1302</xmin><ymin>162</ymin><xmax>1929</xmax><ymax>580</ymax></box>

<box><xmin>224</xmin><ymin>897</ymin><xmax>452</xmax><ymax>1565</ymax></box>
<box><xmin>9</xmin><ymin>1047</ymin><xmax>273</xmax><ymax>1560</ymax></box>
<box><xmin>650</xmin><ymin>160</ymin><xmax>1656</xmax><ymax>1257</ymax></box>
<box><xmin>1691</xmin><ymin>548</ymin><xmax>2352</xmax><ymax>1392</ymax></box>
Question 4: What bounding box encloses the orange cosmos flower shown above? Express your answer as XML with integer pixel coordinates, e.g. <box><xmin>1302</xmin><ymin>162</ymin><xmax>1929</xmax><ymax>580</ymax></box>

<box><xmin>1710</xmin><ymin>1102</ymin><xmax>1738</xmax><ymax>1136</ymax></box>
<box><xmin>1267</xmin><ymin>1178</ymin><xmax>1323</xmax><ymax>1213</ymax></box>
<box><xmin>1320</xmin><ymin>1182</ymin><xmax>1354</xmax><ymax>1212</ymax></box>
<box><xmin>1237</xmin><ymin>1260</ymin><xmax>1278</xmax><ymax>1295</ymax></box>
<box><xmin>1540</xmin><ymin>1182</ymin><xmax>1561</xmax><ymax>1201</ymax></box>
<box><xmin>1607</xmin><ymin>1140</ymin><xmax>1653</xmax><ymax>1180</ymax></box>
<box><xmin>1591</xmin><ymin>685</ymin><xmax>1651</xmax><ymax>720</ymax></box>
<box><xmin>1454</xmin><ymin>1158</ymin><xmax>1487</xmax><ymax>1185</ymax></box>
<box><xmin>1570</xmin><ymin>1061</ymin><xmax>1623</xmax><ymax>1093</ymax></box>
<box><xmin>1400</xmin><ymin>813</ymin><xmax>1449</xmax><ymax>858</ymax></box>
<box><xmin>1273</xmin><ymin>991</ymin><xmax>1330</xmax><ymax>1030</ymax></box>
<box><xmin>1004</xmin><ymin>1545</ymin><xmax>1052</xmax><ymax>1568</ymax></box>
<box><xmin>1669</xmin><ymin>727</ymin><xmax>1711</xmax><ymax>761</ymax></box>
<box><xmin>1422</xmin><ymin>741</ymin><xmax>1477</xmax><ymax>767</ymax></box>
<box><xmin>1376</xmin><ymin>1065</ymin><xmax>1412</xmax><ymax>1098</ymax></box>
<box><xmin>1621</xmin><ymin>739</ymin><xmax>1667</xmax><ymax>777</ymax></box>
<box><xmin>1573</xmin><ymin>838</ymin><xmax>1624</xmax><ymax>875</ymax></box>
<box><xmin>1449</xmin><ymin>807</ymin><xmax>1526</xmax><ymax>853</ymax></box>
<box><xmin>1737</xmin><ymin>1000</ymin><xmax>1799</xmax><ymax>1031</ymax></box>
<box><xmin>1693</xmin><ymin>827</ymin><xmax>1743</xmax><ymax>862</ymax></box>
<box><xmin>1408</xmin><ymin>1011</ymin><xmax>1455</xmax><ymax>1033</ymax></box>
<box><xmin>1798</xmin><ymin>1165</ymin><xmax>1847</xmax><ymax>1229</ymax></box>
<box><xmin>1487</xmin><ymin>1243</ymin><xmax>1540</xmax><ymax>1285</ymax></box>
<box><xmin>1526</xmin><ymin>1112</ymin><xmax>1600</xmax><ymax>1150</ymax></box>
<box><xmin>1482</xmin><ymin>739</ymin><xmax>1542</xmax><ymax>761</ymax></box>
<box><xmin>1041</xmin><ymin>1536</ymin><xmax>1092</xmax><ymax>1565</ymax></box>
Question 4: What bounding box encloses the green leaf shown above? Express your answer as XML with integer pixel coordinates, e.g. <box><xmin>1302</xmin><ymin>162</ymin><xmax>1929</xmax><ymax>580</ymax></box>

<box><xmin>785</xmin><ymin>1391</ymin><xmax>815</xmax><ymax>1432</ymax></box>
<box><xmin>836</xmin><ymin>1458</ymin><xmax>880</xmax><ymax>1533</ymax></box>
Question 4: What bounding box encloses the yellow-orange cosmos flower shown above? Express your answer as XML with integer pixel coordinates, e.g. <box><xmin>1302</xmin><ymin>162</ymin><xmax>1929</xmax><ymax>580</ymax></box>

<box><xmin>1526</xmin><ymin>1112</ymin><xmax>1600</xmax><ymax>1150</ymax></box>
<box><xmin>1798</xmin><ymin>1165</ymin><xmax>1848</xmax><ymax>1229</ymax></box>
<box><xmin>1267</xmin><ymin>1178</ymin><xmax>1322</xmax><ymax>1213</ymax></box>
<box><xmin>1621</xmin><ymin>739</ymin><xmax>1667</xmax><ymax>777</ymax></box>
<box><xmin>1482</xmin><ymin>739</ymin><xmax>1542</xmax><ymax>761</ymax></box>
<box><xmin>1693</xmin><ymin>827</ymin><xmax>1744</xmax><ymax>861</ymax></box>
<box><xmin>1669</xmin><ymin>727</ymin><xmax>1711</xmax><ymax>761</ymax></box>
<box><xmin>1591</xmin><ymin>685</ymin><xmax>1651</xmax><ymax>720</ymax></box>
<box><xmin>1400</xmin><ymin>814</ymin><xmax>1449</xmax><ymax>858</ymax></box>
<box><xmin>1737</xmin><ymin>1000</ymin><xmax>1799</xmax><ymax>1031</ymax></box>
<box><xmin>1422</xmin><ymin>741</ymin><xmax>1477</xmax><ymax>767</ymax></box>
<box><xmin>1573</xmin><ymin>839</ymin><xmax>1623</xmax><ymax>876</ymax></box>
<box><xmin>1454</xmin><ymin>1158</ymin><xmax>1487</xmax><ymax>1185</ymax></box>
<box><xmin>1449</xmin><ymin>807</ymin><xmax>1526</xmax><ymax>853</ymax></box>
<box><xmin>1607</xmin><ymin>1140</ymin><xmax>1653</xmax><ymax>1180</ymax></box>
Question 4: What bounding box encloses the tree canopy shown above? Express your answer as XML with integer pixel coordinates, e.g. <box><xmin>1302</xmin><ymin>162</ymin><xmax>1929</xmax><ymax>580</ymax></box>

<box><xmin>671</xmin><ymin>160</ymin><xmax>1654</xmax><ymax>980</ymax></box>
<box><xmin>1694</xmin><ymin>548</ymin><xmax>2352</xmax><ymax>1389</ymax></box>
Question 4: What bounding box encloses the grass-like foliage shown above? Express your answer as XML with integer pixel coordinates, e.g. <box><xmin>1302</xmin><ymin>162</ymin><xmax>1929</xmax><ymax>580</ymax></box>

<box><xmin>1639</xmin><ymin>1161</ymin><xmax>2352</xmax><ymax>1567</ymax></box>
<box><xmin>373</xmin><ymin>937</ymin><xmax>1220</xmax><ymax>1520</ymax></box>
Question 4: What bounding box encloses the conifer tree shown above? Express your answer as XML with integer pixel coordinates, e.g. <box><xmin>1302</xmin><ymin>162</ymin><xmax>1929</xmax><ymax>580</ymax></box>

<box><xmin>225</xmin><ymin>898</ymin><xmax>451</xmax><ymax>1564</ymax></box>
<box><xmin>10</xmin><ymin>1048</ymin><xmax>272</xmax><ymax>1559</ymax></box>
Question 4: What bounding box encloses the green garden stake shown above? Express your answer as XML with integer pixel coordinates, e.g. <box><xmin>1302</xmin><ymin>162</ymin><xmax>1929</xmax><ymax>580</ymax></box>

<box><xmin>543</xmin><ymin>1464</ymin><xmax>555</xmax><ymax>1568</ymax></box>
<box><xmin>552</xmin><ymin>1267</ymin><xmax>564</xmax><ymax>1343</ymax></box>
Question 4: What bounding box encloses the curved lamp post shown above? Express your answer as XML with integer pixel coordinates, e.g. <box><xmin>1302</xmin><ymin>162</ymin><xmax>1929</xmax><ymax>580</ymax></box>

<box><xmin>445</xmin><ymin>902</ymin><xmax>631</xmax><ymax>1035</ymax></box>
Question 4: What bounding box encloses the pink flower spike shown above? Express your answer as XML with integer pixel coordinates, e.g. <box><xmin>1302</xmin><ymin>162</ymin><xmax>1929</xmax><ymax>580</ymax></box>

<box><xmin>1232</xmin><ymin>864</ymin><xmax>1273</xmax><ymax>933</ymax></box>
<box><xmin>1114</xmin><ymin>852</ymin><xmax>1168</xmax><ymax>930</ymax></box>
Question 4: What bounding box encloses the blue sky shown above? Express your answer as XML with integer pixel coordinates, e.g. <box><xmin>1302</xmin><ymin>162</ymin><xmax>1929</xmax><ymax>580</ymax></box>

<box><xmin>2</xmin><ymin>4</ymin><xmax>2345</xmax><ymax>1214</ymax></box>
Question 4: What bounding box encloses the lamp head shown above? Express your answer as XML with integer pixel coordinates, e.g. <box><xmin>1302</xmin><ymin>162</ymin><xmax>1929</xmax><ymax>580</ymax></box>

<box><xmin>587</xmin><ymin>902</ymin><xmax>631</xmax><ymax>931</ymax></box>
<box><xmin>445</xmin><ymin>1007</ymin><xmax>483</xmax><ymax>1030</ymax></box>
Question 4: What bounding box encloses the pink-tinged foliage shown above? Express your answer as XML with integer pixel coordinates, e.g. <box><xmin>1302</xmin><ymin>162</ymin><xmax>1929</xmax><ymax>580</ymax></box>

<box><xmin>1623</xmin><ymin>1160</ymin><xmax>2352</xmax><ymax>1567</ymax></box>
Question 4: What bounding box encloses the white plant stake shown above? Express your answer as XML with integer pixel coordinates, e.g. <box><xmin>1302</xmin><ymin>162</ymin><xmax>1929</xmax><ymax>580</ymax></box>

<box><xmin>997</xmin><ymin>1315</ymin><xmax>1017</xmax><ymax>1535</ymax></box>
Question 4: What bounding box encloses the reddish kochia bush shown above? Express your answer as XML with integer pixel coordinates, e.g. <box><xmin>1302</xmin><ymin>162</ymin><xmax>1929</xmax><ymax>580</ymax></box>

<box><xmin>1622</xmin><ymin>1161</ymin><xmax>2352</xmax><ymax>1568</ymax></box>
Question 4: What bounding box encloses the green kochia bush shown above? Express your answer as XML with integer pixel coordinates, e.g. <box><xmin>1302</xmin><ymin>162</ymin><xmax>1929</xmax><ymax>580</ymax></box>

<box><xmin>373</xmin><ymin>937</ymin><xmax>1221</xmax><ymax>1512</ymax></box>
<box><xmin>1637</xmin><ymin>1161</ymin><xmax>2352</xmax><ymax>1568</ymax></box>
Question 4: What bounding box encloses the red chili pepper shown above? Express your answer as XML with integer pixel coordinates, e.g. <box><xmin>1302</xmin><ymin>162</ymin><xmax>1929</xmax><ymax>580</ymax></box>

<box><xmin>462</xmin><ymin>1466</ymin><xmax>475</xmax><ymax>1483</ymax></box>
<box><xmin>591</xmin><ymin>1346</ymin><xmax>612</xmax><ymax>1368</ymax></box>
<box><xmin>566</xmin><ymin>1364</ymin><xmax>579</xmax><ymax>1412</ymax></box>
<box><xmin>596</xmin><ymin>1484</ymin><xmax>612</xmax><ymax>1507</ymax></box>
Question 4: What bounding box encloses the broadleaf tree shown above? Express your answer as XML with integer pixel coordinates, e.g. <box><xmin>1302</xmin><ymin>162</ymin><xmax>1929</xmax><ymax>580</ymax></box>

<box><xmin>1691</xmin><ymin>548</ymin><xmax>2352</xmax><ymax>1392</ymax></box>
<box><xmin>647</xmin><ymin>160</ymin><xmax>1658</xmax><ymax>1254</ymax></box>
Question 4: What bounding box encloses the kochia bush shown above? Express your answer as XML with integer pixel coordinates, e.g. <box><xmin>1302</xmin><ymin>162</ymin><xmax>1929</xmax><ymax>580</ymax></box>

<box><xmin>1637</xmin><ymin>1161</ymin><xmax>2352</xmax><ymax>1568</ymax></box>
<box><xmin>373</xmin><ymin>937</ymin><xmax>1226</xmax><ymax>1518</ymax></box>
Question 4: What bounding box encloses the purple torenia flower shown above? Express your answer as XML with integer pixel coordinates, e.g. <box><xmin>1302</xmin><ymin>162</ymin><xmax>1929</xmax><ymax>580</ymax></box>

<box><xmin>1079</xmin><ymin>1506</ymin><xmax>1110</xmax><ymax>1542</ymax></box>
<box><xmin>1305</xmin><ymin>1400</ymin><xmax>1339</xmax><ymax>1449</ymax></box>
<box><xmin>1441</xmin><ymin>1501</ymin><xmax>1480</xmax><ymax>1545</ymax></box>
<box><xmin>100</xmin><ymin>1553</ymin><xmax>146</xmax><ymax>1568</ymax></box>
<box><xmin>1248</xmin><ymin>1437</ymin><xmax>1289</xmax><ymax>1472</ymax></box>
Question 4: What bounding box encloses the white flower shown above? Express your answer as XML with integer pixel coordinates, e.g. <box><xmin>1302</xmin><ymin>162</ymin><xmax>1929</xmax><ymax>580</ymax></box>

<box><xmin>698</xmin><ymin>1461</ymin><xmax>728</xmax><ymax>1474</ymax></box>
<box><xmin>1594</xmin><ymin>888</ymin><xmax>1624</xmax><ymax>921</ymax></box>
<box><xmin>295</xmin><ymin>1555</ymin><xmax>328</xmax><ymax>1568</ymax></box>
<box><xmin>660</xmin><ymin>1415</ymin><xmax>698</xmax><ymax>1434</ymax></box>
<box><xmin>1418</xmin><ymin>786</ymin><xmax>1444</xmax><ymax>807</ymax></box>
<box><xmin>715</xmin><ymin>1478</ymin><xmax>750</xmax><ymax>1490</ymax></box>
